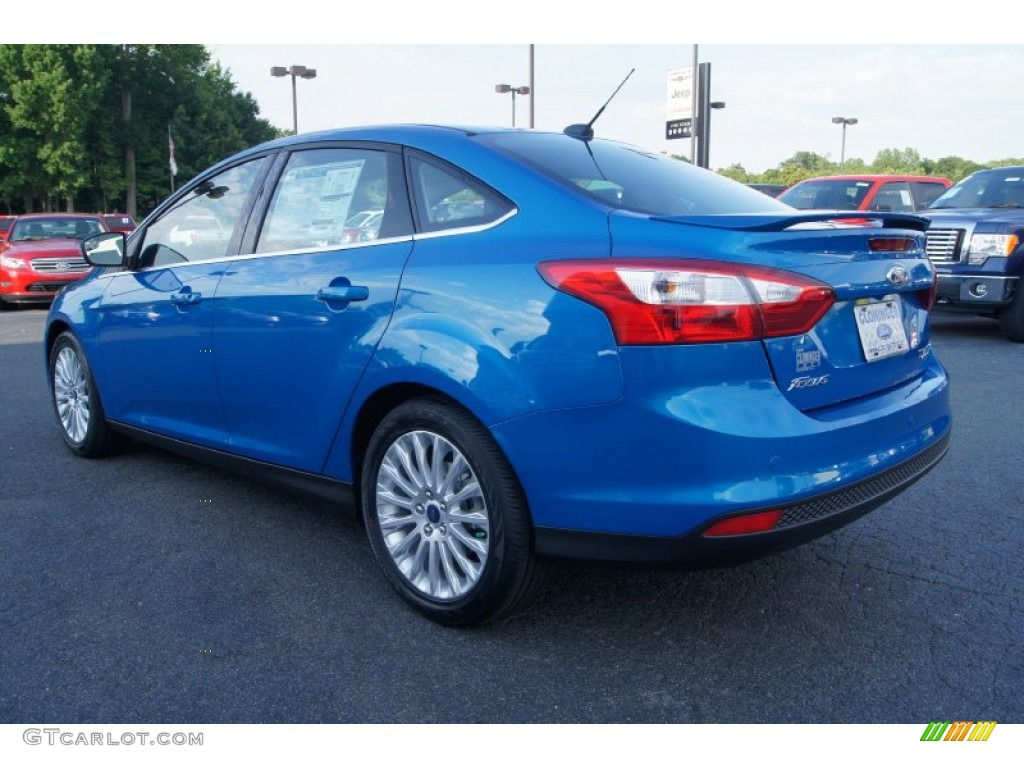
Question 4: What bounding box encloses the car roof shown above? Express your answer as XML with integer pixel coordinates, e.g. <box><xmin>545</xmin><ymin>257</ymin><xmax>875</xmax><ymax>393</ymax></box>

<box><xmin>966</xmin><ymin>166</ymin><xmax>1024</xmax><ymax>175</ymax></box>
<box><xmin>13</xmin><ymin>212</ymin><xmax>102</xmax><ymax>220</ymax></box>
<box><xmin>793</xmin><ymin>174</ymin><xmax>950</xmax><ymax>183</ymax></box>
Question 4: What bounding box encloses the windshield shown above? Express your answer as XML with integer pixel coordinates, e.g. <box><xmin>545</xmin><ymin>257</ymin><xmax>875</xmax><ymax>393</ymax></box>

<box><xmin>10</xmin><ymin>217</ymin><xmax>104</xmax><ymax>241</ymax></box>
<box><xmin>929</xmin><ymin>168</ymin><xmax>1024</xmax><ymax>209</ymax></box>
<box><xmin>477</xmin><ymin>132</ymin><xmax>791</xmax><ymax>216</ymax></box>
<box><xmin>778</xmin><ymin>179</ymin><xmax>874</xmax><ymax>210</ymax></box>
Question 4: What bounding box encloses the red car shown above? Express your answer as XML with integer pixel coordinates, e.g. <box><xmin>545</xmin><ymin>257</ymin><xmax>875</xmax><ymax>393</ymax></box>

<box><xmin>0</xmin><ymin>213</ymin><xmax>105</xmax><ymax>308</ymax></box>
<box><xmin>778</xmin><ymin>174</ymin><xmax>952</xmax><ymax>213</ymax></box>
<box><xmin>0</xmin><ymin>215</ymin><xmax>15</xmax><ymax>241</ymax></box>
<box><xmin>99</xmin><ymin>213</ymin><xmax>136</xmax><ymax>235</ymax></box>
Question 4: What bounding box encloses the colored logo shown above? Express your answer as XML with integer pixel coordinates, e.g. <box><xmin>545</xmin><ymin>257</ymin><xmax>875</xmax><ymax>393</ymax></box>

<box><xmin>920</xmin><ymin>721</ymin><xmax>997</xmax><ymax>742</ymax></box>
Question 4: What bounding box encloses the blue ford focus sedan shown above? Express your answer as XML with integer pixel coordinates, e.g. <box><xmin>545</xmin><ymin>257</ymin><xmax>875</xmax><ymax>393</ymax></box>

<box><xmin>46</xmin><ymin>125</ymin><xmax>952</xmax><ymax>625</ymax></box>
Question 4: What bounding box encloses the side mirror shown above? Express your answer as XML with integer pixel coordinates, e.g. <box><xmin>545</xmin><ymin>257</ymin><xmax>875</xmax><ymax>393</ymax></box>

<box><xmin>82</xmin><ymin>232</ymin><xmax>125</xmax><ymax>267</ymax></box>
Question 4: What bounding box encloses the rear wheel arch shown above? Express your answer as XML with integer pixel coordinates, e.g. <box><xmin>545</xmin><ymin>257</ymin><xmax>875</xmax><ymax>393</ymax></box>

<box><xmin>358</xmin><ymin>393</ymin><xmax>546</xmax><ymax>625</ymax></box>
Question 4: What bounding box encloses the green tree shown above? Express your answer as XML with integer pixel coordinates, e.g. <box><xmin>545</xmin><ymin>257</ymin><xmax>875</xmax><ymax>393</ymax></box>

<box><xmin>718</xmin><ymin>163</ymin><xmax>749</xmax><ymax>183</ymax></box>
<box><xmin>0</xmin><ymin>44</ymin><xmax>280</xmax><ymax>217</ymax></box>
<box><xmin>871</xmin><ymin>147</ymin><xmax>925</xmax><ymax>174</ymax></box>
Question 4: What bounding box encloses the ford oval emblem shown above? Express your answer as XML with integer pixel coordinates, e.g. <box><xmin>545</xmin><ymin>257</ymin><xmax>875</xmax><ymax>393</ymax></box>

<box><xmin>887</xmin><ymin>265</ymin><xmax>909</xmax><ymax>287</ymax></box>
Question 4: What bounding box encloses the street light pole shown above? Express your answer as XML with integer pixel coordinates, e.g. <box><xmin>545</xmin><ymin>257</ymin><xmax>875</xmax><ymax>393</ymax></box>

<box><xmin>495</xmin><ymin>83</ymin><xmax>531</xmax><ymax>127</ymax></box>
<box><xmin>528</xmin><ymin>45</ymin><xmax>535</xmax><ymax>128</ymax></box>
<box><xmin>271</xmin><ymin>65</ymin><xmax>317</xmax><ymax>135</ymax></box>
<box><xmin>831</xmin><ymin>116</ymin><xmax>858</xmax><ymax>172</ymax></box>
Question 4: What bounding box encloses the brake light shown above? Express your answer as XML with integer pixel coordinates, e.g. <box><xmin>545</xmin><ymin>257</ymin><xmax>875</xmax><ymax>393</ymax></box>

<box><xmin>538</xmin><ymin>259</ymin><xmax>834</xmax><ymax>344</ymax></box>
<box><xmin>868</xmin><ymin>237</ymin><xmax>913</xmax><ymax>252</ymax></box>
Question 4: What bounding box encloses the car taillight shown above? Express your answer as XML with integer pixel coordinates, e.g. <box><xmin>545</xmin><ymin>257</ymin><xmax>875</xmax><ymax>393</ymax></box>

<box><xmin>915</xmin><ymin>270</ymin><xmax>938</xmax><ymax>311</ymax></box>
<box><xmin>538</xmin><ymin>259</ymin><xmax>834</xmax><ymax>344</ymax></box>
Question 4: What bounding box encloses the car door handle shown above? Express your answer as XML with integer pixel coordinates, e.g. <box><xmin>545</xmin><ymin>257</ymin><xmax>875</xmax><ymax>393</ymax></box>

<box><xmin>170</xmin><ymin>291</ymin><xmax>202</xmax><ymax>305</ymax></box>
<box><xmin>316</xmin><ymin>285</ymin><xmax>369</xmax><ymax>303</ymax></box>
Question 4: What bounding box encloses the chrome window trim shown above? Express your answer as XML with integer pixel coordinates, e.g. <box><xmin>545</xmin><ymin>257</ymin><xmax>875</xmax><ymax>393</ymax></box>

<box><xmin>91</xmin><ymin>207</ymin><xmax>518</xmax><ymax>278</ymax></box>
<box><xmin>411</xmin><ymin>208</ymin><xmax>518</xmax><ymax>240</ymax></box>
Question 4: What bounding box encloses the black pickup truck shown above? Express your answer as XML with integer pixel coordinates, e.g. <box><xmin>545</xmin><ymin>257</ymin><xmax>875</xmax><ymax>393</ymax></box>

<box><xmin>921</xmin><ymin>166</ymin><xmax>1024</xmax><ymax>341</ymax></box>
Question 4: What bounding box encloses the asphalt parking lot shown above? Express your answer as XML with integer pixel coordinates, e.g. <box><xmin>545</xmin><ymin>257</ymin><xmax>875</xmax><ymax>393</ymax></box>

<box><xmin>0</xmin><ymin>307</ymin><xmax>1021</xmax><ymax>724</ymax></box>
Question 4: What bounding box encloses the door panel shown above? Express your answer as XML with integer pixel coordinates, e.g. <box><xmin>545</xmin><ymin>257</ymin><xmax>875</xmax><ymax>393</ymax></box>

<box><xmin>212</xmin><ymin>146</ymin><xmax>414</xmax><ymax>472</ymax></box>
<box><xmin>92</xmin><ymin>156</ymin><xmax>270</xmax><ymax>447</ymax></box>
<box><xmin>96</xmin><ymin>266</ymin><xmax>228</xmax><ymax>445</ymax></box>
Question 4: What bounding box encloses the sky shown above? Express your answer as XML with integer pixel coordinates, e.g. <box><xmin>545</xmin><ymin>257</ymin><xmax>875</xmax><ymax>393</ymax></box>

<box><xmin>8</xmin><ymin>3</ymin><xmax>1020</xmax><ymax>176</ymax></box>
<box><xmin>206</xmin><ymin>43</ymin><xmax>1023</xmax><ymax>174</ymax></box>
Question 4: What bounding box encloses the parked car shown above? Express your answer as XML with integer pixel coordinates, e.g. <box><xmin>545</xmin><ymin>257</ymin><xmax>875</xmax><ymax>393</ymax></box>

<box><xmin>0</xmin><ymin>213</ymin><xmax>103</xmax><ymax>308</ymax></box>
<box><xmin>0</xmin><ymin>215</ymin><xmax>16</xmax><ymax>242</ymax></box>
<box><xmin>341</xmin><ymin>209</ymin><xmax>383</xmax><ymax>243</ymax></box>
<box><xmin>46</xmin><ymin>125</ymin><xmax>952</xmax><ymax>626</ymax></box>
<box><xmin>100</xmin><ymin>213</ymin><xmax>136</xmax><ymax>235</ymax></box>
<box><xmin>746</xmin><ymin>183</ymin><xmax>788</xmax><ymax>197</ymax></box>
<box><xmin>920</xmin><ymin>165</ymin><xmax>1024</xmax><ymax>341</ymax></box>
<box><xmin>778</xmin><ymin>175</ymin><xmax>952</xmax><ymax>213</ymax></box>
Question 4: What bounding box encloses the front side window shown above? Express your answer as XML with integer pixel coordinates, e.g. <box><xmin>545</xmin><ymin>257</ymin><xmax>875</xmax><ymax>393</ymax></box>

<box><xmin>257</xmin><ymin>147</ymin><xmax>407</xmax><ymax>253</ymax></box>
<box><xmin>408</xmin><ymin>156</ymin><xmax>513</xmax><ymax>232</ymax></box>
<box><xmin>137</xmin><ymin>156</ymin><xmax>267</xmax><ymax>267</ymax></box>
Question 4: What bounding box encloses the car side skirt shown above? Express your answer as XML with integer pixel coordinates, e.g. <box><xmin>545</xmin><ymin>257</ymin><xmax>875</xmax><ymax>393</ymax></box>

<box><xmin>110</xmin><ymin>422</ymin><xmax>357</xmax><ymax>510</ymax></box>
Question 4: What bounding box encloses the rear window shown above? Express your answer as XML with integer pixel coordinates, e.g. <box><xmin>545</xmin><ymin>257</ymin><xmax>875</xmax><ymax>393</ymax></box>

<box><xmin>477</xmin><ymin>132</ymin><xmax>788</xmax><ymax>216</ymax></box>
<box><xmin>103</xmin><ymin>215</ymin><xmax>135</xmax><ymax>229</ymax></box>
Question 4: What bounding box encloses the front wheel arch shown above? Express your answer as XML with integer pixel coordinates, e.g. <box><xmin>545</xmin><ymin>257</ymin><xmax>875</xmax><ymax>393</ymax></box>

<box><xmin>48</xmin><ymin>330</ymin><xmax>127</xmax><ymax>457</ymax></box>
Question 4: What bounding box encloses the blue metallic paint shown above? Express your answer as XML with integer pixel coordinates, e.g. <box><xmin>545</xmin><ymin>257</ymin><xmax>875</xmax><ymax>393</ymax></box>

<box><xmin>47</xmin><ymin>124</ymin><xmax>952</xmax><ymax>558</ymax></box>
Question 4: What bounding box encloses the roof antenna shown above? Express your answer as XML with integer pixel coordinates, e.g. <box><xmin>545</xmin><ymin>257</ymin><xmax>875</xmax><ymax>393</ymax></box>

<box><xmin>564</xmin><ymin>68</ymin><xmax>635</xmax><ymax>142</ymax></box>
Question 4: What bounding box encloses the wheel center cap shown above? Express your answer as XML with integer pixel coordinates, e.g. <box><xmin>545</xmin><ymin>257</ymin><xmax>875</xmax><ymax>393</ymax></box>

<box><xmin>426</xmin><ymin>504</ymin><xmax>442</xmax><ymax>524</ymax></box>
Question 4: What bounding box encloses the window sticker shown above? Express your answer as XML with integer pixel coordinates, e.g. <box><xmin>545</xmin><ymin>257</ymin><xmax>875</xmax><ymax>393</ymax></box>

<box><xmin>265</xmin><ymin>159</ymin><xmax>367</xmax><ymax>248</ymax></box>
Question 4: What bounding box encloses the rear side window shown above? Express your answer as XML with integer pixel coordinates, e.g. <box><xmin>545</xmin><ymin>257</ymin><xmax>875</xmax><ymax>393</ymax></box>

<box><xmin>910</xmin><ymin>181</ymin><xmax>948</xmax><ymax>209</ymax></box>
<box><xmin>408</xmin><ymin>156</ymin><xmax>513</xmax><ymax>233</ymax></box>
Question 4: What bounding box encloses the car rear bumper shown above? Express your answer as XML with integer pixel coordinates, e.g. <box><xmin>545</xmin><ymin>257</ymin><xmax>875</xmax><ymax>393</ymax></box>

<box><xmin>533</xmin><ymin>430</ymin><xmax>950</xmax><ymax>566</ymax></box>
<box><xmin>492</xmin><ymin>342</ymin><xmax>952</xmax><ymax>541</ymax></box>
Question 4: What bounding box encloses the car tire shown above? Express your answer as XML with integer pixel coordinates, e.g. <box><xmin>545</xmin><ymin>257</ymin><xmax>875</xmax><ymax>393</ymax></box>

<box><xmin>361</xmin><ymin>396</ymin><xmax>547</xmax><ymax>627</ymax></box>
<box><xmin>49</xmin><ymin>331</ymin><xmax>128</xmax><ymax>457</ymax></box>
<box><xmin>999</xmin><ymin>287</ymin><xmax>1024</xmax><ymax>342</ymax></box>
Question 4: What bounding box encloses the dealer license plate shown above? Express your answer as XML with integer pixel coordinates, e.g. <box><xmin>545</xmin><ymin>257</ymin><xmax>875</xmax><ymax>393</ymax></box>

<box><xmin>854</xmin><ymin>297</ymin><xmax>909</xmax><ymax>362</ymax></box>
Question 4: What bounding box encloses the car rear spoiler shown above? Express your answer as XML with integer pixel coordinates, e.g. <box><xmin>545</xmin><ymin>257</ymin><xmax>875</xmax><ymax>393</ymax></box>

<box><xmin>649</xmin><ymin>210</ymin><xmax>929</xmax><ymax>233</ymax></box>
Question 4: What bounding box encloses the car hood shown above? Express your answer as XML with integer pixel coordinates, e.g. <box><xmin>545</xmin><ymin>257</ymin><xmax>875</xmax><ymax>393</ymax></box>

<box><xmin>922</xmin><ymin>207</ymin><xmax>1024</xmax><ymax>229</ymax></box>
<box><xmin>3</xmin><ymin>238</ymin><xmax>84</xmax><ymax>258</ymax></box>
